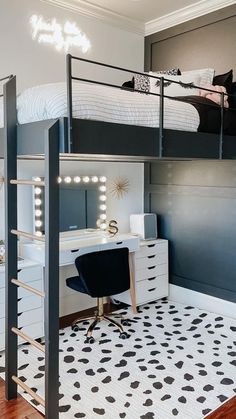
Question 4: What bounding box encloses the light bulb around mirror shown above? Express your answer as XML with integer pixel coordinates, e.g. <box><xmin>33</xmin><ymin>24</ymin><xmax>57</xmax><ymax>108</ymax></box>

<box><xmin>64</xmin><ymin>176</ymin><xmax>71</xmax><ymax>183</ymax></box>
<box><xmin>100</xmin><ymin>204</ymin><xmax>106</xmax><ymax>211</ymax></box>
<box><xmin>99</xmin><ymin>176</ymin><xmax>107</xmax><ymax>183</ymax></box>
<box><xmin>99</xmin><ymin>185</ymin><xmax>106</xmax><ymax>192</ymax></box>
<box><xmin>83</xmin><ymin>176</ymin><xmax>90</xmax><ymax>183</ymax></box>
<box><xmin>99</xmin><ymin>195</ymin><xmax>107</xmax><ymax>202</ymax></box>
<box><xmin>100</xmin><ymin>222</ymin><xmax>107</xmax><ymax>230</ymax></box>
<box><xmin>35</xmin><ymin>187</ymin><xmax>42</xmax><ymax>195</ymax></box>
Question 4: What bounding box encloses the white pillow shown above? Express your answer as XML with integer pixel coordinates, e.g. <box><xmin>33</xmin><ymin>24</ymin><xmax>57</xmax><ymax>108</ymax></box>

<box><xmin>149</xmin><ymin>73</ymin><xmax>201</xmax><ymax>97</ymax></box>
<box><xmin>181</xmin><ymin>68</ymin><xmax>215</xmax><ymax>87</ymax></box>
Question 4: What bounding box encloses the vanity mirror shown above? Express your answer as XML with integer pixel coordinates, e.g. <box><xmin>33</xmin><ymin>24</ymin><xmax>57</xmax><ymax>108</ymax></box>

<box><xmin>33</xmin><ymin>175</ymin><xmax>107</xmax><ymax>236</ymax></box>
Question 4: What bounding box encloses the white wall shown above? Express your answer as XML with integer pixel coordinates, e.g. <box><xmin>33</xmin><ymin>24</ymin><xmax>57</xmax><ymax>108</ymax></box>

<box><xmin>0</xmin><ymin>0</ymin><xmax>145</xmax><ymax>239</ymax></box>
<box><xmin>0</xmin><ymin>0</ymin><xmax>145</xmax><ymax>314</ymax></box>
<box><xmin>0</xmin><ymin>0</ymin><xmax>144</xmax><ymax>92</ymax></box>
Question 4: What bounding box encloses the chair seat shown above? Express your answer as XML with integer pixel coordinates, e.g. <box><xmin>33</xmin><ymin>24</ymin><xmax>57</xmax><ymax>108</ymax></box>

<box><xmin>66</xmin><ymin>276</ymin><xmax>88</xmax><ymax>295</ymax></box>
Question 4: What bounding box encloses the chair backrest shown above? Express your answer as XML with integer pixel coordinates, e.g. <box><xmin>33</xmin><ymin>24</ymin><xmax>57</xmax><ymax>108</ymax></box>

<box><xmin>75</xmin><ymin>247</ymin><xmax>130</xmax><ymax>298</ymax></box>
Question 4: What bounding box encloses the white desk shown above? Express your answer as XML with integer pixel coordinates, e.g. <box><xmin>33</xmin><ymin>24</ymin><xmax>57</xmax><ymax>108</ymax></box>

<box><xmin>21</xmin><ymin>231</ymin><xmax>140</xmax><ymax>313</ymax></box>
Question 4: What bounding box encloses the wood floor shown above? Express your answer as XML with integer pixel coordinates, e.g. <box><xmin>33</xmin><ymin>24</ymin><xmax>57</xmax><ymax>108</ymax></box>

<box><xmin>0</xmin><ymin>379</ymin><xmax>43</xmax><ymax>419</ymax></box>
<box><xmin>206</xmin><ymin>395</ymin><xmax>236</xmax><ymax>418</ymax></box>
<box><xmin>0</xmin><ymin>376</ymin><xmax>235</xmax><ymax>418</ymax></box>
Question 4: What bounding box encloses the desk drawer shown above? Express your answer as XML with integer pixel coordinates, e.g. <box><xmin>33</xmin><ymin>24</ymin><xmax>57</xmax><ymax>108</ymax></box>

<box><xmin>136</xmin><ymin>264</ymin><xmax>168</xmax><ymax>281</ymax></box>
<box><xmin>0</xmin><ymin>321</ymin><xmax>44</xmax><ymax>351</ymax></box>
<box><xmin>60</xmin><ymin>245</ymin><xmax>99</xmax><ymax>265</ymax></box>
<box><xmin>114</xmin><ymin>274</ymin><xmax>168</xmax><ymax>306</ymax></box>
<box><xmin>135</xmin><ymin>252</ymin><xmax>167</xmax><ymax>270</ymax></box>
<box><xmin>0</xmin><ymin>295</ymin><xmax>42</xmax><ymax>319</ymax></box>
<box><xmin>105</xmin><ymin>237</ymin><xmax>139</xmax><ymax>253</ymax></box>
<box><xmin>0</xmin><ymin>307</ymin><xmax>43</xmax><ymax>334</ymax></box>
<box><xmin>135</xmin><ymin>241</ymin><xmax>168</xmax><ymax>259</ymax></box>
<box><xmin>136</xmin><ymin>274</ymin><xmax>169</xmax><ymax>304</ymax></box>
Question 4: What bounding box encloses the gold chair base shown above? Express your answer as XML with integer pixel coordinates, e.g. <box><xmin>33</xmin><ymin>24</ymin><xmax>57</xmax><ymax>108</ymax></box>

<box><xmin>71</xmin><ymin>298</ymin><xmax>128</xmax><ymax>339</ymax></box>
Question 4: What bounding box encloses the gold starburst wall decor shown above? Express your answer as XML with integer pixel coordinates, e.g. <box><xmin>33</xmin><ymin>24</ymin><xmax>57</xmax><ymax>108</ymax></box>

<box><xmin>110</xmin><ymin>177</ymin><xmax>129</xmax><ymax>199</ymax></box>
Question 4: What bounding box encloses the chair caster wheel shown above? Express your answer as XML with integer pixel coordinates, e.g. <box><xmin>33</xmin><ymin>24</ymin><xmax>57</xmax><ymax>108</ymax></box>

<box><xmin>121</xmin><ymin>319</ymin><xmax>130</xmax><ymax>326</ymax></box>
<box><xmin>119</xmin><ymin>332</ymin><xmax>130</xmax><ymax>340</ymax></box>
<box><xmin>72</xmin><ymin>324</ymin><xmax>80</xmax><ymax>332</ymax></box>
<box><xmin>84</xmin><ymin>336</ymin><xmax>95</xmax><ymax>344</ymax></box>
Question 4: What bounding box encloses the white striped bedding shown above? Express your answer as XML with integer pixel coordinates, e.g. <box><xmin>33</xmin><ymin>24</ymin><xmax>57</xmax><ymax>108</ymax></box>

<box><xmin>0</xmin><ymin>81</ymin><xmax>200</xmax><ymax>132</ymax></box>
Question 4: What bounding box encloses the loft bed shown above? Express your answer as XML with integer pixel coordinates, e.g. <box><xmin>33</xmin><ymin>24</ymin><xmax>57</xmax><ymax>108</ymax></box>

<box><xmin>1</xmin><ymin>54</ymin><xmax>236</xmax><ymax>161</ymax></box>
<box><xmin>2</xmin><ymin>55</ymin><xmax>236</xmax><ymax>419</ymax></box>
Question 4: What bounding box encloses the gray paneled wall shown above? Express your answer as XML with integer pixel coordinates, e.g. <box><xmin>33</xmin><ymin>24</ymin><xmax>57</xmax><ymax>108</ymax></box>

<box><xmin>145</xmin><ymin>161</ymin><xmax>236</xmax><ymax>303</ymax></box>
<box><xmin>145</xmin><ymin>4</ymin><xmax>236</xmax><ymax>75</ymax></box>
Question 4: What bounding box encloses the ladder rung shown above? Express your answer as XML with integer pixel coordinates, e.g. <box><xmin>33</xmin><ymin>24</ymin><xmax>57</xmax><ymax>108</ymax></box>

<box><xmin>11</xmin><ymin>279</ymin><xmax>45</xmax><ymax>298</ymax></box>
<box><xmin>12</xmin><ymin>375</ymin><xmax>45</xmax><ymax>407</ymax></box>
<box><xmin>11</xmin><ymin>229</ymin><xmax>45</xmax><ymax>242</ymax></box>
<box><xmin>10</xmin><ymin>179</ymin><xmax>45</xmax><ymax>186</ymax></box>
<box><xmin>11</xmin><ymin>327</ymin><xmax>45</xmax><ymax>353</ymax></box>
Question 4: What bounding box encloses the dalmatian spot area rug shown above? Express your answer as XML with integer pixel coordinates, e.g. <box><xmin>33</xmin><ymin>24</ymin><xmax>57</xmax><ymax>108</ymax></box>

<box><xmin>0</xmin><ymin>299</ymin><xmax>236</xmax><ymax>418</ymax></box>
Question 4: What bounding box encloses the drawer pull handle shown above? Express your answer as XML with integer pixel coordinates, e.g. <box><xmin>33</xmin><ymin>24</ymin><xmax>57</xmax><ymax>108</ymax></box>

<box><xmin>147</xmin><ymin>244</ymin><xmax>155</xmax><ymax>248</ymax></box>
<box><xmin>116</xmin><ymin>242</ymin><xmax>123</xmax><ymax>245</ymax></box>
<box><xmin>148</xmin><ymin>288</ymin><xmax>156</xmax><ymax>292</ymax></box>
<box><xmin>147</xmin><ymin>277</ymin><xmax>156</xmax><ymax>281</ymax></box>
<box><xmin>148</xmin><ymin>255</ymin><xmax>155</xmax><ymax>259</ymax></box>
<box><xmin>17</xmin><ymin>269</ymin><xmax>22</xmax><ymax>273</ymax></box>
<box><xmin>71</xmin><ymin>249</ymin><xmax>79</xmax><ymax>253</ymax></box>
<box><xmin>148</xmin><ymin>266</ymin><xmax>156</xmax><ymax>270</ymax></box>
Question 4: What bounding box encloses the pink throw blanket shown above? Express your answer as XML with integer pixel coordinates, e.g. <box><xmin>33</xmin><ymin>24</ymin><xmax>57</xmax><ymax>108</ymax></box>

<box><xmin>199</xmin><ymin>84</ymin><xmax>229</xmax><ymax>108</ymax></box>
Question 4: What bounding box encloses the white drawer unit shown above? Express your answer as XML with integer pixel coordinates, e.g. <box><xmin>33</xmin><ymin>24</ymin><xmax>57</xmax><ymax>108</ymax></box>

<box><xmin>115</xmin><ymin>239</ymin><xmax>169</xmax><ymax>307</ymax></box>
<box><xmin>0</xmin><ymin>260</ymin><xmax>44</xmax><ymax>351</ymax></box>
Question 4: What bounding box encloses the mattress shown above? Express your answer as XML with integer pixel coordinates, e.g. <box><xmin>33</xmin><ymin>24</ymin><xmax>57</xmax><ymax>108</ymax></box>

<box><xmin>0</xmin><ymin>81</ymin><xmax>200</xmax><ymax>132</ymax></box>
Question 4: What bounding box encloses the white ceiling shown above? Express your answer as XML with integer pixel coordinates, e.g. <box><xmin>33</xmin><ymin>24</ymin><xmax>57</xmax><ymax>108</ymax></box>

<box><xmin>82</xmin><ymin>0</ymin><xmax>199</xmax><ymax>24</ymax></box>
<box><xmin>43</xmin><ymin>0</ymin><xmax>236</xmax><ymax>35</ymax></box>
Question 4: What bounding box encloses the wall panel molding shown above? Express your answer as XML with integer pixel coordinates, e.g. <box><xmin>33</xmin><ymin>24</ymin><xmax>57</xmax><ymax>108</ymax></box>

<box><xmin>145</xmin><ymin>0</ymin><xmax>236</xmax><ymax>35</ymax></box>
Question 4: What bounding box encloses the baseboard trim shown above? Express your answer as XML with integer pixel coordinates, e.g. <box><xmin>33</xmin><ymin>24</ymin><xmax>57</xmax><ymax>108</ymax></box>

<box><xmin>169</xmin><ymin>284</ymin><xmax>236</xmax><ymax>319</ymax></box>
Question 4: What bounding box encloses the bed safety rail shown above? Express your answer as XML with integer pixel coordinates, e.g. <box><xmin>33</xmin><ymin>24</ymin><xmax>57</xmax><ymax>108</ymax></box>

<box><xmin>66</xmin><ymin>54</ymin><xmax>233</xmax><ymax>160</ymax></box>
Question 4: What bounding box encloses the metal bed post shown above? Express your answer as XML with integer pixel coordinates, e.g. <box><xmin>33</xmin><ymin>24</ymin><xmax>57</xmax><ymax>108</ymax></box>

<box><xmin>66</xmin><ymin>53</ymin><xmax>73</xmax><ymax>154</ymax></box>
<box><xmin>219</xmin><ymin>92</ymin><xmax>224</xmax><ymax>159</ymax></box>
<box><xmin>4</xmin><ymin>76</ymin><xmax>18</xmax><ymax>400</ymax></box>
<box><xmin>44</xmin><ymin>121</ymin><xmax>60</xmax><ymax>419</ymax></box>
<box><xmin>159</xmin><ymin>77</ymin><xmax>164</xmax><ymax>158</ymax></box>
<box><xmin>4</xmin><ymin>73</ymin><xmax>60</xmax><ymax>416</ymax></box>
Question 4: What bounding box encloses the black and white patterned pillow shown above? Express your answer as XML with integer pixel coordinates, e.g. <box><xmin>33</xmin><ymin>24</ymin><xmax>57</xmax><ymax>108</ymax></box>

<box><xmin>134</xmin><ymin>68</ymin><xmax>180</xmax><ymax>92</ymax></box>
<box><xmin>134</xmin><ymin>74</ymin><xmax>150</xmax><ymax>92</ymax></box>
<box><xmin>156</xmin><ymin>68</ymin><xmax>181</xmax><ymax>76</ymax></box>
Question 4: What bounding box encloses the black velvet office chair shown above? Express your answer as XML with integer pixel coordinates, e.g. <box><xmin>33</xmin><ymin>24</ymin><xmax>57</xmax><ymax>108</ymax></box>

<box><xmin>66</xmin><ymin>247</ymin><xmax>131</xmax><ymax>343</ymax></box>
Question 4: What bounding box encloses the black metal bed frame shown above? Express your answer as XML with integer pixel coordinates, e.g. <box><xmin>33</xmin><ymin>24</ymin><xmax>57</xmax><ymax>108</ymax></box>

<box><xmin>66</xmin><ymin>54</ymin><xmax>236</xmax><ymax>160</ymax></box>
<box><xmin>2</xmin><ymin>56</ymin><xmax>236</xmax><ymax>419</ymax></box>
